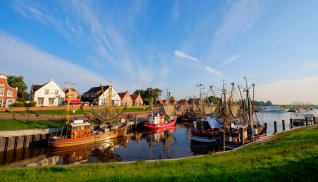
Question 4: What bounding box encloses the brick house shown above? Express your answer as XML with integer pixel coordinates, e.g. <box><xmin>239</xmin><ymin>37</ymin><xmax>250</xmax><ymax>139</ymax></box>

<box><xmin>118</xmin><ymin>91</ymin><xmax>133</xmax><ymax>106</ymax></box>
<box><xmin>130</xmin><ymin>93</ymin><xmax>143</xmax><ymax>106</ymax></box>
<box><xmin>0</xmin><ymin>75</ymin><xmax>18</xmax><ymax>108</ymax></box>
<box><xmin>64</xmin><ymin>87</ymin><xmax>81</xmax><ymax>105</ymax></box>
<box><xmin>29</xmin><ymin>79</ymin><xmax>65</xmax><ymax>106</ymax></box>
<box><xmin>81</xmin><ymin>85</ymin><xmax>121</xmax><ymax>106</ymax></box>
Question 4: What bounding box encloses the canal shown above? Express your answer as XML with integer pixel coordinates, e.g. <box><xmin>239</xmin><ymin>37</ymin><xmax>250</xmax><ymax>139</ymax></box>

<box><xmin>1</xmin><ymin>110</ymin><xmax>317</xmax><ymax>168</ymax></box>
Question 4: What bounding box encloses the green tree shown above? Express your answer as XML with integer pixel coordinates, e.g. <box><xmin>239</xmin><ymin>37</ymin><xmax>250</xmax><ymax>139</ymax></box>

<box><xmin>133</xmin><ymin>88</ymin><xmax>162</xmax><ymax>105</ymax></box>
<box><xmin>7</xmin><ymin>75</ymin><xmax>28</xmax><ymax>102</ymax></box>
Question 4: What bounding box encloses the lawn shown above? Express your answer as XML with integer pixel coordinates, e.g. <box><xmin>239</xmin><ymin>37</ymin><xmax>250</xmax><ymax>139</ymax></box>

<box><xmin>1</xmin><ymin>107</ymin><xmax>149</xmax><ymax>115</ymax></box>
<box><xmin>0</xmin><ymin>119</ymin><xmax>64</xmax><ymax>131</ymax></box>
<box><xmin>0</xmin><ymin>126</ymin><xmax>317</xmax><ymax>181</ymax></box>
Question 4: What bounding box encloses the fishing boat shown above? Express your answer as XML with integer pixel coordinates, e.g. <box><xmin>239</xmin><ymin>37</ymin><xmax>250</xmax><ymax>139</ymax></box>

<box><xmin>190</xmin><ymin>117</ymin><xmax>222</xmax><ymax>143</ymax></box>
<box><xmin>144</xmin><ymin>94</ymin><xmax>177</xmax><ymax>130</ymax></box>
<box><xmin>48</xmin><ymin>85</ymin><xmax>131</xmax><ymax>148</ymax></box>
<box><xmin>144</xmin><ymin>113</ymin><xmax>177</xmax><ymax>130</ymax></box>
<box><xmin>48</xmin><ymin>120</ymin><xmax>129</xmax><ymax>148</ymax></box>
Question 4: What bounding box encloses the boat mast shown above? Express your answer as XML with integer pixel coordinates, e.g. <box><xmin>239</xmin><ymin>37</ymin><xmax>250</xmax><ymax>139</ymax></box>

<box><xmin>65</xmin><ymin>82</ymin><xmax>74</xmax><ymax>126</ymax></box>
<box><xmin>222</xmin><ymin>81</ymin><xmax>228</xmax><ymax>128</ymax></box>
<box><xmin>108</xmin><ymin>84</ymin><xmax>113</xmax><ymax>116</ymax></box>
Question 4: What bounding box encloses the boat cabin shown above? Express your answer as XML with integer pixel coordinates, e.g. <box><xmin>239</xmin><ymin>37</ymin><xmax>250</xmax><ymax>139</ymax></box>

<box><xmin>67</xmin><ymin>120</ymin><xmax>91</xmax><ymax>139</ymax></box>
<box><xmin>147</xmin><ymin>113</ymin><xmax>165</xmax><ymax>124</ymax></box>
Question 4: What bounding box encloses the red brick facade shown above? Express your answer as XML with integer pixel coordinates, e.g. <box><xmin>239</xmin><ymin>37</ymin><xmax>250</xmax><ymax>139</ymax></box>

<box><xmin>0</xmin><ymin>75</ymin><xmax>18</xmax><ymax>108</ymax></box>
<box><xmin>118</xmin><ymin>91</ymin><xmax>133</xmax><ymax>106</ymax></box>
<box><xmin>64</xmin><ymin>87</ymin><xmax>81</xmax><ymax>104</ymax></box>
<box><xmin>130</xmin><ymin>94</ymin><xmax>143</xmax><ymax>106</ymax></box>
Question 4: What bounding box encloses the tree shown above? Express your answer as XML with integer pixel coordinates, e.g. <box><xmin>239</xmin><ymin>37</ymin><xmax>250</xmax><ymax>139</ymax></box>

<box><xmin>133</xmin><ymin>88</ymin><xmax>162</xmax><ymax>105</ymax></box>
<box><xmin>265</xmin><ymin>101</ymin><xmax>273</xmax><ymax>106</ymax></box>
<box><xmin>7</xmin><ymin>75</ymin><xmax>28</xmax><ymax>102</ymax></box>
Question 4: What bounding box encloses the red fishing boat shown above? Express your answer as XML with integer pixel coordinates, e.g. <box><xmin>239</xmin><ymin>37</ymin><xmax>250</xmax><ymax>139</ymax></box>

<box><xmin>144</xmin><ymin>113</ymin><xmax>177</xmax><ymax>130</ymax></box>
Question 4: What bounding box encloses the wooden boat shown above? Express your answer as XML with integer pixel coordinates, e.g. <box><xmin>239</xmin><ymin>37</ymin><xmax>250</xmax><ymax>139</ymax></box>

<box><xmin>48</xmin><ymin>120</ymin><xmax>129</xmax><ymax>148</ymax></box>
<box><xmin>144</xmin><ymin>113</ymin><xmax>177</xmax><ymax>130</ymax></box>
<box><xmin>49</xmin><ymin>84</ymin><xmax>130</xmax><ymax>148</ymax></box>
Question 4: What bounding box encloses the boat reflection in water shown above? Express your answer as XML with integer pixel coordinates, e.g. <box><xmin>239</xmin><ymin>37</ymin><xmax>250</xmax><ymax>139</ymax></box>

<box><xmin>190</xmin><ymin>141</ymin><xmax>221</xmax><ymax>155</ymax></box>
<box><xmin>144</xmin><ymin>126</ymin><xmax>177</xmax><ymax>159</ymax></box>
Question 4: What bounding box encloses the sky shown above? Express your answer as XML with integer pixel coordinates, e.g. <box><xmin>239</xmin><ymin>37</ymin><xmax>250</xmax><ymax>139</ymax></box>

<box><xmin>1</xmin><ymin>0</ymin><xmax>318</xmax><ymax>104</ymax></box>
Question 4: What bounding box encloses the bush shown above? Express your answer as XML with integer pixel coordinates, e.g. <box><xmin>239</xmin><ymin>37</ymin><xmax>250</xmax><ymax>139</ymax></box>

<box><xmin>25</xmin><ymin>101</ymin><xmax>37</xmax><ymax>107</ymax></box>
<box><xmin>12</xmin><ymin>102</ymin><xmax>24</xmax><ymax>107</ymax></box>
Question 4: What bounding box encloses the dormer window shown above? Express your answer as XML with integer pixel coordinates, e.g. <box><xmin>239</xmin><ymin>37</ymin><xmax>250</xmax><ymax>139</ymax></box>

<box><xmin>7</xmin><ymin>90</ymin><xmax>12</xmax><ymax>97</ymax></box>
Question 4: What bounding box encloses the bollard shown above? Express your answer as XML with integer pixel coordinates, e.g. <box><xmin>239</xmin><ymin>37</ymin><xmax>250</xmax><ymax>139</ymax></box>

<box><xmin>282</xmin><ymin>120</ymin><xmax>285</xmax><ymax>131</ymax></box>
<box><xmin>264</xmin><ymin>123</ymin><xmax>267</xmax><ymax>135</ymax></box>
<box><xmin>274</xmin><ymin>121</ymin><xmax>277</xmax><ymax>134</ymax></box>
<box><xmin>290</xmin><ymin>119</ymin><xmax>293</xmax><ymax>129</ymax></box>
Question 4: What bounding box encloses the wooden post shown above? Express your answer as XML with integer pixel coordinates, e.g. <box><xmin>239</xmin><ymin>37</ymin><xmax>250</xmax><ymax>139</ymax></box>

<box><xmin>305</xmin><ymin>118</ymin><xmax>308</xmax><ymax>126</ymax></box>
<box><xmin>290</xmin><ymin>119</ymin><xmax>293</xmax><ymax>129</ymax></box>
<box><xmin>223</xmin><ymin>130</ymin><xmax>225</xmax><ymax>151</ymax></box>
<box><xmin>240</xmin><ymin>128</ymin><xmax>244</xmax><ymax>146</ymax></box>
<box><xmin>282</xmin><ymin>120</ymin><xmax>285</xmax><ymax>131</ymax></box>
<box><xmin>274</xmin><ymin>121</ymin><xmax>277</xmax><ymax>134</ymax></box>
<box><xmin>264</xmin><ymin>123</ymin><xmax>267</xmax><ymax>135</ymax></box>
<box><xmin>314</xmin><ymin>117</ymin><xmax>316</xmax><ymax>125</ymax></box>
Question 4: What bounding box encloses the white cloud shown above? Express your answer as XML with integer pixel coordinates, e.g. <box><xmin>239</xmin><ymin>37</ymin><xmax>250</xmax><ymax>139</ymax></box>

<box><xmin>223</xmin><ymin>54</ymin><xmax>240</xmax><ymax>65</ymax></box>
<box><xmin>174</xmin><ymin>50</ymin><xmax>199</xmax><ymax>64</ymax></box>
<box><xmin>256</xmin><ymin>77</ymin><xmax>318</xmax><ymax>104</ymax></box>
<box><xmin>205</xmin><ymin>66</ymin><xmax>224</xmax><ymax>77</ymax></box>
<box><xmin>214</xmin><ymin>0</ymin><xmax>268</xmax><ymax>44</ymax></box>
<box><xmin>0</xmin><ymin>32</ymin><xmax>107</xmax><ymax>93</ymax></box>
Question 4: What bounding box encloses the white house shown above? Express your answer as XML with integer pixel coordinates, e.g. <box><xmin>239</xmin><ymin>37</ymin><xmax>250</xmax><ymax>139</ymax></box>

<box><xmin>29</xmin><ymin>79</ymin><xmax>65</xmax><ymax>106</ymax></box>
<box><xmin>82</xmin><ymin>85</ymin><xmax>121</xmax><ymax>106</ymax></box>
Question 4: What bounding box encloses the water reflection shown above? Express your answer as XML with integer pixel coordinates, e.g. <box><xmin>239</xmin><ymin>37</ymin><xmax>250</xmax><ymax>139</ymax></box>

<box><xmin>2</xmin><ymin>110</ymin><xmax>317</xmax><ymax>168</ymax></box>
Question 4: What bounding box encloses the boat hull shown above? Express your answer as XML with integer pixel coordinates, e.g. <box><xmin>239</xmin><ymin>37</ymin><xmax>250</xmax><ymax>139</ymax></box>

<box><xmin>48</xmin><ymin>124</ymin><xmax>128</xmax><ymax>148</ymax></box>
<box><xmin>144</xmin><ymin>118</ymin><xmax>177</xmax><ymax>130</ymax></box>
<box><xmin>190</xmin><ymin>135</ymin><xmax>221</xmax><ymax>143</ymax></box>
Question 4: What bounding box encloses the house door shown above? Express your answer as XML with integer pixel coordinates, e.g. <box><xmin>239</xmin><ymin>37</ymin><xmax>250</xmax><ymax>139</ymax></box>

<box><xmin>0</xmin><ymin>99</ymin><xmax>2</xmax><ymax>108</ymax></box>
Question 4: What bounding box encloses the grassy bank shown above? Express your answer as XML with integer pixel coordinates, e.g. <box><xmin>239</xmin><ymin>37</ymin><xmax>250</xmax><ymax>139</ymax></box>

<box><xmin>1</xmin><ymin>126</ymin><xmax>317</xmax><ymax>181</ymax></box>
<box><xmin>0</xmin><ymin>119</ymin><xmax>64</xmax><ymax>131</ymax></box>
<box><xmin>0</xmin><ymin>107</ymin><xmax>148</xmax><ymax>115</ymax></box>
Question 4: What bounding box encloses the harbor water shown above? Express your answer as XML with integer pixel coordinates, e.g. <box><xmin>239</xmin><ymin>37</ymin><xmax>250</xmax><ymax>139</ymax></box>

<box><xmin>1</xmin><ymin>110</ymin><xmax>317</xmax><ymax>168</ymax></box>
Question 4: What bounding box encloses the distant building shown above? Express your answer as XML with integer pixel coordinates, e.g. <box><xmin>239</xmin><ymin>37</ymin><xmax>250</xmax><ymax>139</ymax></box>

<box><xmin>0</xmin><ymin>75</ymin><xmax>18</xmax><ymax>108</ymax></box>
<box><xmin>118</xmin><ymin>91</ymin><xmax>133</xmax><ymax>106</ymax></box>
<box><xmin>130</xmin><ymin>93</ymin><xmax>143</xmax><ymax>106</ymax></box>
<box><xmin>64</xmin><ymin>87</ymin><xmax>81</xmax><ymax>105</ymax></box>
<box><xmin>29</xmin><ymin>79</ymin><xmax>65</xmax><ymax>106</ymax></box>
<box><xmin>81</xmin><ymin>85</ymin><xmax>121</xmax><ymax>106</ymax></box>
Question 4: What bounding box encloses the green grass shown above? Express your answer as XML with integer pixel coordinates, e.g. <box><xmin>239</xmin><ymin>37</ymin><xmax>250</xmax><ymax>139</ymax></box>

<box><xmin>3</xmin><ymin>109</ymin><xmax>84</xmax><ymax>115</ymax></box>
<box><xmin>0</xmin><ymin>119</ymin><xmax>64</xmax><ymax>131</ymax></box>
<box><xmin>1</xmin><ymin>107</ymin><xmax>148</xmax><ymax>115</ymax></box>
<box><xmin>0</xmin><ymin>127</ymin><xmax>317</xmax><ymax>181</ymax></box>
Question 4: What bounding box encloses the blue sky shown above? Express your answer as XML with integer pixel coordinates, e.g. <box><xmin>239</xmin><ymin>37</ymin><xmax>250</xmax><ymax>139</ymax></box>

<box><xmin>1</xmin><ymin>0</ymin><xmax>318</xmax><ymax>104</ymax></box>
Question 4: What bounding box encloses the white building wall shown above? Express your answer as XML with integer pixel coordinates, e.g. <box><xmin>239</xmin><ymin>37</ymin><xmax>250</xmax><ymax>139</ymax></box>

<box><xmin>98</xmin><ymin>87</ymin><xmax>121</xmax><ymax>106</ymax></box>
<box><xmin>33</xmin><ymin>80</ymin><xmax>65</xmax><ymax>106</ymax></box>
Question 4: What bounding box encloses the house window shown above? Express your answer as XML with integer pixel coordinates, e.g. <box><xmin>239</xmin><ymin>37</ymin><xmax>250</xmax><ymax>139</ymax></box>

<box><xmin>49</xmin><ymin>98</ymin><xmax>54</xmax><ymax>105</ymax></box>
<box><xmin>7</xmin><ymin>90</ymin><xmax>12</xmax><ymax>97</ymax></box>
<box><xmin>0</xmin><ymin>99</ymin><xmax>2</xmax><ymax>107</ymax></box>
<box><xmin>38</xmin><ymin>97</ymin><xmax>44</xmax><ymax>105</ymax></box>
<box><xmin>45</xmin><ymin>89</ymin><xmax>49</xmax><ymax>95</ymax></box>
<box><xmin>55</xmin><ymin>90</ymin><xmax>59</xmax><ymax>95</ymax></box>
<box><xmin>6</xmin><ymin>99</ymin><xmax>13</xmax><ymax>107</ymax></box>
<box><xmin>0</xmin><ymin>88</ymin><xmax>4</xmax><ymax>96</ymax></box>
<box><xmin>73</xmin><ymin>93</ymin><xmax>77</xmax><ymax>97</ymax></box>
